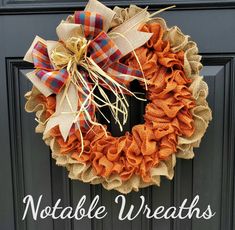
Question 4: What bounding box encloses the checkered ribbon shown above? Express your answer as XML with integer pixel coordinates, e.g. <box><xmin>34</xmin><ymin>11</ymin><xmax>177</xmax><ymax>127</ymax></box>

<box><xmin>74</xmin><ymin>11</ymin><xmax>103</xmax><ymax>40</ymax></box>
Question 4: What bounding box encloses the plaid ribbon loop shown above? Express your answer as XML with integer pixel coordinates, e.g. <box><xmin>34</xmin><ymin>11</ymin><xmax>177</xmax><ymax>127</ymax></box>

<box><xmin>88</xmin><ymin>31</ymin><xmax>122</xmax><ymax>69</ymax></box>
<box><xmin>32</xmin><ymin>41</ymin><xmax>69</xmax><ymax>94</ymax></box>
<box><xmin>74</xmin><ymin>11</ymin><xmax>104</xmax><ymax>40</ymax></box>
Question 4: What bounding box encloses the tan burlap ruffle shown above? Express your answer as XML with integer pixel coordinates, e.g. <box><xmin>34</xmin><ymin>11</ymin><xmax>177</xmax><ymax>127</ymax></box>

<box><xmin>25</xmin><ymin>9</ymin><xmax>212</xmax><ymax>193</ymax></box>
<box><xmin>110</xmin><ymin>5</ymin><xmax>150</xmax><ymax>29</ymax></box>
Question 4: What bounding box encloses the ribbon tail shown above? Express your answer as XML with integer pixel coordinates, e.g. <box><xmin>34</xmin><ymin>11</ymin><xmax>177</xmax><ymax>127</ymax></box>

<box><xmin>110</xmin><ymin>30</ymin><xmax>153</xmax><ymax>57</ymax></box>
<box><xmin>44</xmin><ymin>83</ymin><xmax>78</xmax><ymax>141</ymax></box>
<box><xmin>109</xmin><ymin>9</ymin><xmax>153</xmax><ymax>56</ymax></box>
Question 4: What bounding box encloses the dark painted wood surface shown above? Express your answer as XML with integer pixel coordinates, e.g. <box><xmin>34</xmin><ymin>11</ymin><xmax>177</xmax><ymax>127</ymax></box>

<box><xmin>0</xmin><ymin>1</ymin><xmax>234</xmax><ymax>230</ymax></box>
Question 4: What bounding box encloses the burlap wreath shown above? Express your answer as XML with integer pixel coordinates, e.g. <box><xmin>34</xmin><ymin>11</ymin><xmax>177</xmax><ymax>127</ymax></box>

<box><xmin>24</xmin><ymin>2</ymin><xmax>212</xmax><ymax>194</ymax></box>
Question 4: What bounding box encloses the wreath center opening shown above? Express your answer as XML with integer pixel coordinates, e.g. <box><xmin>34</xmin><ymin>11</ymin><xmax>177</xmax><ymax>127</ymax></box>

<box><xmin>97</xmin><ymin>79</ymin><xmax>147</xmax><ymax>137</ymax></box>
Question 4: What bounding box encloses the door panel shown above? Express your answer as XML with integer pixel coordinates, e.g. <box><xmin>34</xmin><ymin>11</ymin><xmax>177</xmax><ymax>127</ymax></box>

<box><xmin>0</xmin><ymin>1</ymin><xmax>234</xmax><ymax>230</ymax></box>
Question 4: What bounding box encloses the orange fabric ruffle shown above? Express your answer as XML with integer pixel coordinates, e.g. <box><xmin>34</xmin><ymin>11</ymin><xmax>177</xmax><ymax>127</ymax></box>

<box><xmin>47</xmin><ymin>22</ymin><xmax>196</xmax><ymax>183</ymax></box>
<box><xmin>122</xmin><ymin>23</ymin><xmax>195</xmax><ymax>159</ymax></box>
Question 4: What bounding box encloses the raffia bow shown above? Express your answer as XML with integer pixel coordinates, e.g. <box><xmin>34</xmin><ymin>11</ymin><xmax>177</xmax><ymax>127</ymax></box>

<box><xmin>24</xmin><ymin>0</ymin><xmax>155</xmax><ymax>145</ymax></box>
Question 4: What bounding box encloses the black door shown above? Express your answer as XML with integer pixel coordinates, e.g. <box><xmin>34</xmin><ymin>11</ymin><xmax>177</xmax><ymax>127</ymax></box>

<box><xmin>0</xmin><ymin>1</ymin><xmax>234</xmax><ymax>230</ymax></box>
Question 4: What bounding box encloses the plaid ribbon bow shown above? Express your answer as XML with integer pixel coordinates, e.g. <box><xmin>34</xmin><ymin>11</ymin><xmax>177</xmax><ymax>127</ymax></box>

<box><xmin>31</xmin><ymin>11</ymin><xmax>143</xmax><ymax>132</ymax></box>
